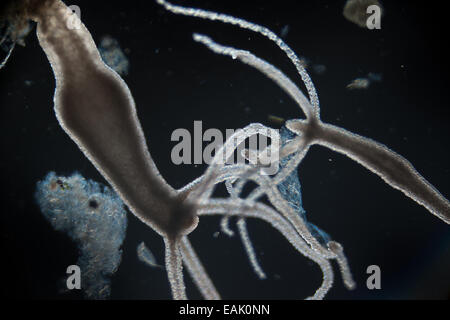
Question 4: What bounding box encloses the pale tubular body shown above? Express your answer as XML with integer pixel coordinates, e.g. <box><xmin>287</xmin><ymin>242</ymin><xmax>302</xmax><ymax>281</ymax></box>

<box><xmin>27</xmin><ymin>0</ymin><xmax>255</xmax><ymax>301</ymax></box>
<box><xmin>30</xmin><ymin>0</ymin><xmax>197</xmax><ymax>239</ymax></box>
<box><xmin>296</xmin><ymin>120</ymin><xmax>450</xmax><ymax>222</ymax></box>
<box><xmin>27</xmin><ymin>0</ymin><xmax>202</xmax><ymax>300</ymax></box>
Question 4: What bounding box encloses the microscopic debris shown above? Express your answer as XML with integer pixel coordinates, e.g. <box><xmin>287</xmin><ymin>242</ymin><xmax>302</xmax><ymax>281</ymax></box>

<box><xmin>98</xmin><ymin>35</ymin><xmax>130</xmax><ymax>76</ymax></box>
<box><xmin>35</xmin><ymin>172</ymin><xmax>127</xmax><ymax>299</ymax></box>
<box><xmin>280</xmin><ymin>25</ymin><xmax>290</xmax><ymax>38</ymax></box>
<box><xmin>137</xmin><ymin>241</ymin><xmax>162</xmax><ymax>268</ymax></box>
<box><xmin>367</xmin><ymin>72</ymin><xmax>382</xmax><ymax>82</ymax></box>
<box><xmin>346</xmin><ymin>77</ymin><xmax>370</xmax><ymax>89</ymax></box>
<box><xmin>312</xmin><ymin>64</ymin><xmax>327</xmax><ymax>75</ymax></box>
<box><xmin>268</xmin><ymin>114</ymin><xmax>286</xmax><ymax>126</ymax></box>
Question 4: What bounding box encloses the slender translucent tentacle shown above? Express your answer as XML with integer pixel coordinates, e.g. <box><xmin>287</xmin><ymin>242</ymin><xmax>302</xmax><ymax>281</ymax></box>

<box><xmin>180</xmin><ymin>237</ymin><xmax>221</xmax><ymax>300</ymax></box>
<box><xmin>0</xmin><ymin>33</ymin><xmax>7</xmax><ymax>46</ymax></box>
<box><xmin>242</xmin><ymin>138</ymin><xmax>309</xmax><ymax>198</ymax></box>
<box><xmin>197</xmin><ymin>199</ymin><xmax>334</xmax><ymax>299</ymax></box>
<box><xmin>220</xmin><ymin>179</ymin><xmax>242</xmax><ymax>237</ymax></box>
<box><xmin>156</xmin><ymin>0</ymin><xmax>320</xmax><ymax>117</ymax></box>
<box><xmin>0</xmin><ymin>42</ymin><xmax>15</xmax><ymax>70</ymax></box>
<box><xmin>328</xmin><ymin>241</ymin><xmax>356</xmax><ymax>290</ymax></box>
<box><xmin>189</xmin><ymin>123</ymin><xmax>278</xmax><ymax>202</ymax></box>
<box><xmin>199</xmin><ymin>162</ymin><xmax>336</xmax><ymax>259</ymax></box>
<box><xmin>164</xmin><ymin>238</ymin><xmax>187</xmax><ymax>300</ymax></box>
<box><xmin>220</xmin><ymin>215</ymin><xmax>234</xmax><ymax>237</ymax></box>
<box><xmin>193</xmin><ymin>33</ymin><xmax>315</xmax><ymax>120</ymax></box>
<box><xmin>237</xmin><ymin>217</ymin><xmax>267</xmax><ymax>279</ymax></box>
<box><xmin>226</xmin><ymin>178</ymin><xmax>266</xmax><ymax>279</ymax></box>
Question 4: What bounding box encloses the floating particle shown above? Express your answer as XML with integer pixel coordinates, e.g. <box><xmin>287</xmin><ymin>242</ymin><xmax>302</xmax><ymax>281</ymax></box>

<box><xmin>312</xmin><ymin>64</ymin><xmax>327</xmax><ymax>75</ymax></box>
<box><xmin>98</xmin><ymin>35</ymin><xmax>130</xmax><ymax>76</ymax></box>
<box><xmin>137</xmin><ymin>242</ymin><xmax>162</xmax><ymax>268</ymax></box>
<box><xmin>346</xmin><ymin>77</ymin><xmax>370</xmax><ymax>90</ymax></box>
<box><xmin>35</xmin><ymin>172</ymin><xmax>127</xmax><ymax>299</ymax></box>
<box><xmin>297</xmin><ymin>56</ymin><xmax>325</xmax><ymax>75</ymax></box>
<box><xmin>280</xmin><ymin>25</ymin><xmax>290</xmax><ymax>38</ymax></box>
<box><xmin>277</xmin><ymin>127</ymin><xmax>331</xmax><ymax>246</ymax></box>
<box><xmin>367</xmin><ymin>72</ymin><xmax>382</xmax><ymax>82</ymax></box>
<box><xmin>343</xmin><ymin>0</ymin><xmax>383</xmax><ymax>28</ymax></box>
<box><xmin>267</xmin><ymin>114</ymin><xmax>286</xmax><ymax>126</ymax></box>
<box><xmin>298</xmin><ymin>56</ymin><xmax>310</xmax><ymax>68</ymax></box>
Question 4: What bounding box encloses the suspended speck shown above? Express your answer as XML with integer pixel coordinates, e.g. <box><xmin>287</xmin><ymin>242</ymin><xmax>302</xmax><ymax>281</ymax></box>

<box><xmin>137</xmin><ymin>242</ymin><xmax>162</xmax><ymax>268</ymax></box>
<box><xmin>280</xmin><ymin>25</ymin><xmax>290</xmax><ymax>38</ymax></box>
<box><xmin>312</xmin><ymin>64</ymin><xmax>327</xmax><ymax>75</ymax></box>
<box><xmin>267</xmin><ymin>114</ymin><xmax>286</xmax><ymax>126</ymax></box>
<box><xmin>98</xmin><ymin>35</ymin><xmax>130</xmax><ymax>76</ymax></box>
<box><xmin>346</xmin><ymin>77</ymin><xmax>370</xmax><ymax>90</ymax></box>
<box><xmin>298</xmin><ymin>56</ymin><xmax>310</xmax><ymax>68</ymax></box>
<box><xmin>367</xmin><ymin>72</ymin><xmax>382</xmax><ymax>82</ymax></box>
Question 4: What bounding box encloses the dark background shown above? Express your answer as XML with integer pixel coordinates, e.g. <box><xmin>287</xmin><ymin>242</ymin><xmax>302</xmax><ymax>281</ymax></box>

<box><xmin>0</xmin><ymin>0</ymin><xmax>449</xmax><ymax>300</ymax></box>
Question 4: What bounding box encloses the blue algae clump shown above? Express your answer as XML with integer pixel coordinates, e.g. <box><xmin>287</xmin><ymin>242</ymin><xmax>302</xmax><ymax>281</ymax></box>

<box><xmin>35</xmin><ymin>172</ymin><xmax>127</xmax><ymax>299</ymax></box>
<box><xmin>98</xmin><ymin>35</ymin><xmax>130</xmax><ymax>76</ymax></box>
<box><xmin>277</xmin><ymin>126</ymin><xmax>331</xmax><ymax>246</ymax></box>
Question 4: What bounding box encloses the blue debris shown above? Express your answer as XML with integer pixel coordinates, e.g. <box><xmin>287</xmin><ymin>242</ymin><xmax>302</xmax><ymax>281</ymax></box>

<box><xmin>278</xmin><ymin>127</ymin><xmax>331</xmax><ymax>246</ymax></box>
<box><xmin>98</xmin><ymin>35</ymin><xmax>130</xmax><ymax>76</ymax></box>
<box><xmin>35</xmin><ymin>172</ymin><xmax>127</xmax><ymax>299</ymax></box>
